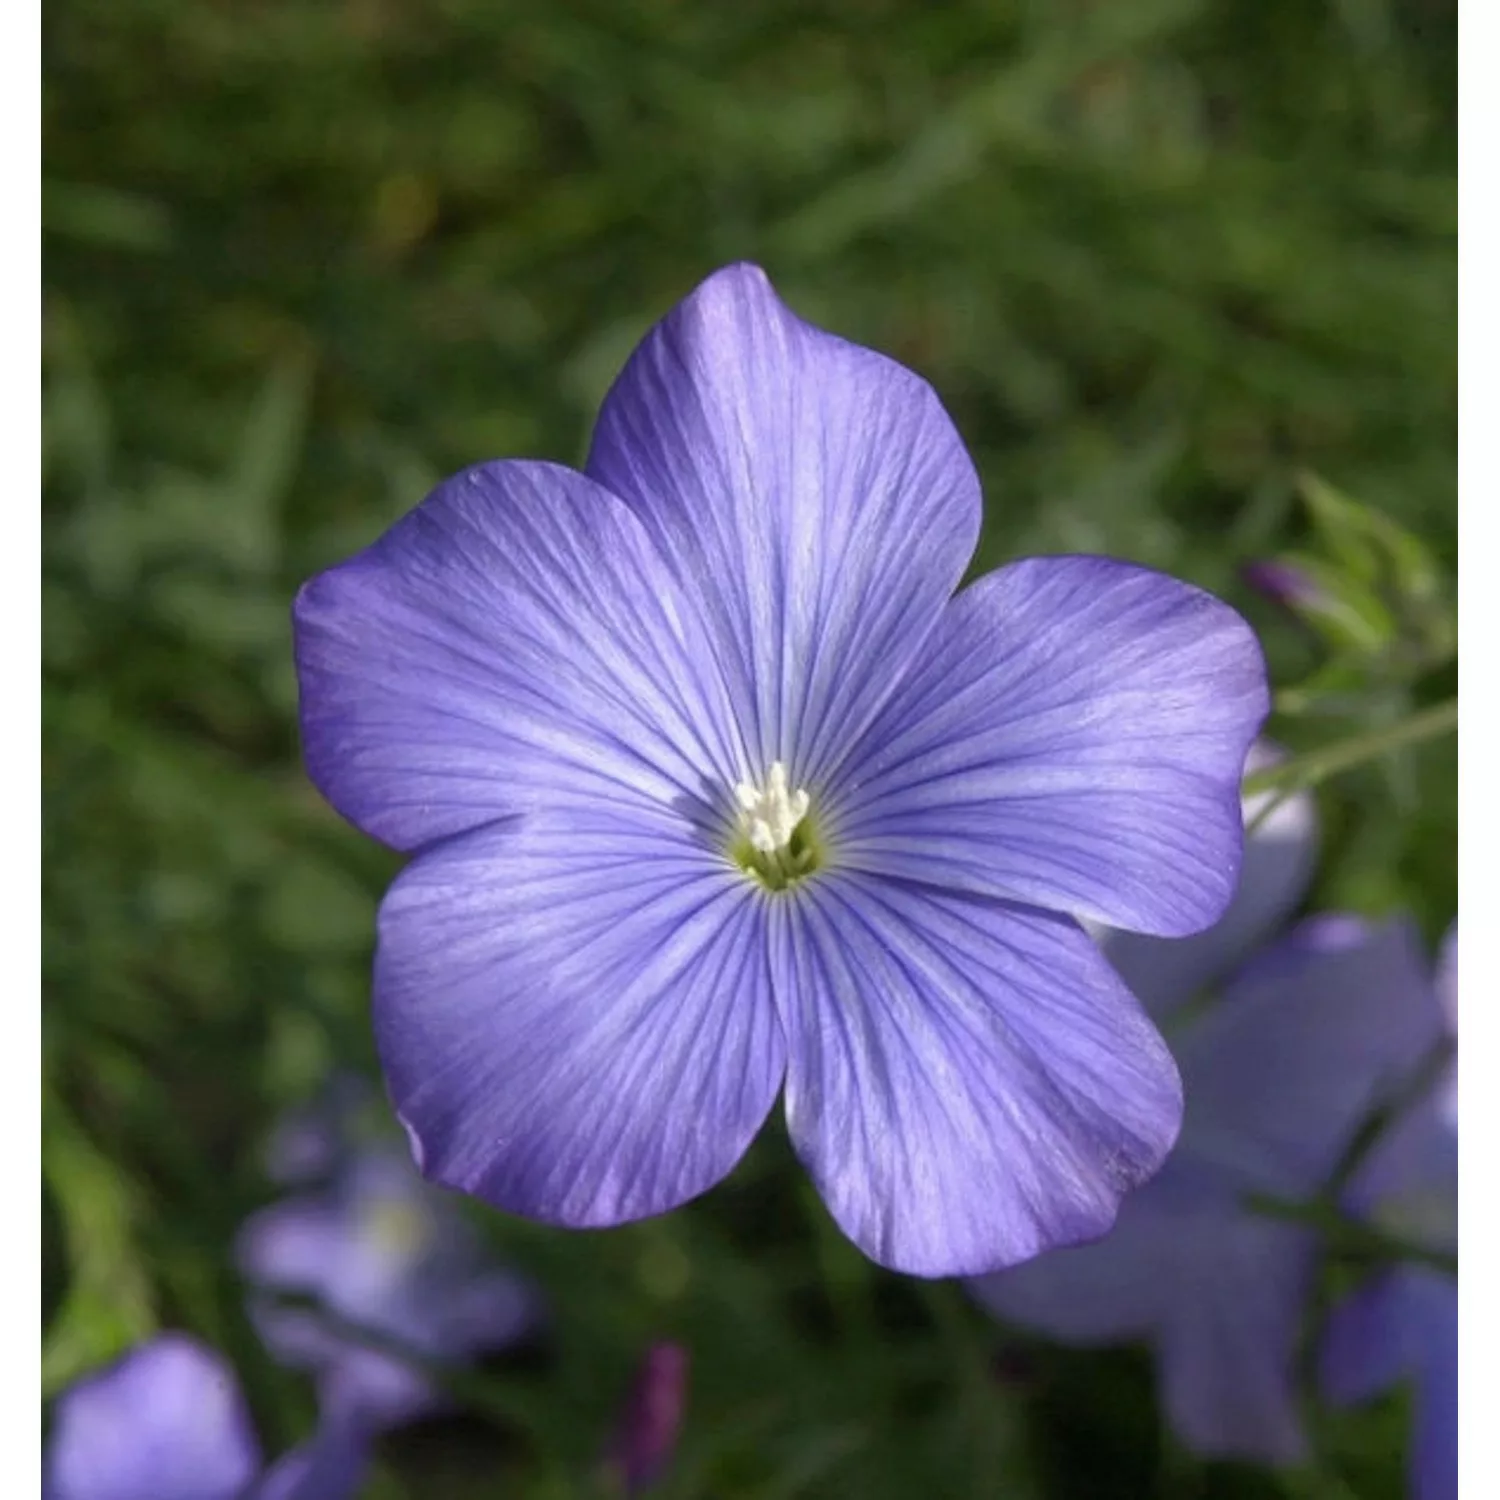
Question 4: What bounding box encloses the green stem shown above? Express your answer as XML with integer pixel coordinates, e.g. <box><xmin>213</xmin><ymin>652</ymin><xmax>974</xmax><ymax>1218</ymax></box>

<box><xmin>1245</xmin><ymin>784</ymin><xmax>1296</xmax><ymax>837</ymax></box>
<box><xmin>1243</xmin><ymin>696</ymin><xmax>1457</xmax><ymax>805</ymax></box>
<box><xmin>1245</xmin><ymin>1193</ymin><xmax>1456</xmax><ymax>1275</ymax></box>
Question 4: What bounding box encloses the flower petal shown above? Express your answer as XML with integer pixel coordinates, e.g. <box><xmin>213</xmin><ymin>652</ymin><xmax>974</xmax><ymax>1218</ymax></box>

<box><xmin>317</xmin><ymin>1349</ymin><xmax>438</xmax><ymax>1432</ymax></box>
<box><xmin>772</xmin><ymin>874</ymin><xmax>1182</xmax><ymax>1277</ymax></box>
<box><xmin>294</xmin><ymin>459</ymin><xmax>742</xmax><ymax>852</ymax></box>
<box><xmin>45</xmin><ymin>1335</ymin><xmax>263</xmax><ymax>1500</ymax></box>
<box><xmin>1410</xmin><ymin>1273</ymin><xmax>1458</xmax><ymax>1500</ymax></box>
<box><xmin>1155</xmin><ymin>1215</ymin><xmax>1315</xmax><ymax>1464</ymax></box>
<box><xmin>1178</xmin><ymin>916</ymin><xmax>1445</xmax><ymax>1199</ymax></box>
<box><xmin>437</xmin><ymin>1270</ymin><xmax>539</xmax><ymax>1352</ymax></box>
<box><xmin>1320</xmin><ymin>1270</ymin><xmax>1418</xmax><ymax>1407</ymax></box>
<box><xmin>375</xmin><ymin>812</ymin><xmax>785</xmax><ymax>1226</ymax></box>
<box><xmin>829</xmin><ymin>557</ymin><xmax>1268</xmax><ymax>938</ymax></box>
<box><xmin>585</xmin><ymin>263</ymin><xmax>982</xmax><ymax>783</ymax></box>
<box><xmin>1437</xmin><ymin>920</ymin><xmax>1458</xmax><ymax>1037</ymax></box>
<box><xmin>1321</xmin><ymin>1264</ymin><xmax>1457</xmax><ymax>1500</ymax></box>
<box><xmin>252</xmin><ymin>1416</ymin><xmax>370</xmax><ymax>1500</ymax></box>
<box><xmin>974</xmin><ymin>1169</ymin><xmax>1315</xmax><ymax>1464</ymax></box>
<box><xmin>237</xmin><ymin>1196</ymin><xmax>347</xmax><ymax>1292</ymax></box>
<box><xmin>967</xmin><ymin>1164</ymin><xmax>1204</xmax><ymax>1343</ymax></box>
<box><xmin>1097</xmin><ymin>740</ymin><xmax>1318</xmax><ymax>1015</ymax></box>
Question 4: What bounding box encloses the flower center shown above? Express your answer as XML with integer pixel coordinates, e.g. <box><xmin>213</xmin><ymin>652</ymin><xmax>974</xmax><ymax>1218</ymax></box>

<box><xmin>361</xmin><ymin>1196</ymin><xmax>436</xmax><ymax>1263</ymax></box>
<box><xmin>731</xmin><ymin>761</ymin><xmax>822</xmax><ymax>891</ymax></box>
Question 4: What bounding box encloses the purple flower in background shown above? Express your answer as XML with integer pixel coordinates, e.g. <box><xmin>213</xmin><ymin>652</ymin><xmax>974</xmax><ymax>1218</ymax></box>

<box><xmin>238</xmin><ymin>1148</ymin><xmax>538</xmax><ymax>1428</ymax></box>
<box><xmin>971</xmin><ymin>915</ymin><xmax>1445</xmax><ymax>1463</ymax></box>
<box><xmin>1322</xmin><ymin>924</ymin><xmax>1456</xmax><ymax>1500</ymax></box>
<box><xmin>43</xmin><ymin>1333</ymin><xmax>369</xmax><ymax>1500</ymax></box>
<box><xmin>294</xmin><ymin>262</ymin><xmax>1268</xmax><ymax>1276</ymax></box>
<box><xmin>44</xmin><ymin>1336</ymin><xmax>260</xmax><ymax>1500</ymax></box>
<box><xmin>605</xmin><ymin>1342</ymin><xmax>691</xmax><ymax>1497</ymax></box>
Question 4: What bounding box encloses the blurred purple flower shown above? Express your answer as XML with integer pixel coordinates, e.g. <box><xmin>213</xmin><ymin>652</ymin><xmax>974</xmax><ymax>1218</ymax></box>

<box><xmin>605</xmin><ymin>1342</ymin><xmax>691</xmax><ymax>1496</ymax></box>
<box><xmin>238</xmin><ymin>1148</ymin><xmax>539</xmax><ymax>1429</ymax></box>
<box><xmin>1322</xmin><ymin>923</ymin><xmax>1456</xmax><ymax>1500</ymax></box>
<box><xmin>971</xmin><ymin>915</ymin><xmax>1445</xmax><ymax>1464</ymax></box>
<box><xmin>294</xmin><ymin>261</ymin><xmax>1268</xmax><ymax>1277</ymax></box>
<box><xmin>43</xmin><ymin>1333</ymin><xmax>369</xmax><ymax>1500</ymax></box>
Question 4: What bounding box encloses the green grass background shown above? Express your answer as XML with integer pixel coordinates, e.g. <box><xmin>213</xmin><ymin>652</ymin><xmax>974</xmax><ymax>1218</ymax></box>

<box><xmin>42</xmin><ymin>2</ymin><xmax>1455</xmax><ymax>1495</ymax></box>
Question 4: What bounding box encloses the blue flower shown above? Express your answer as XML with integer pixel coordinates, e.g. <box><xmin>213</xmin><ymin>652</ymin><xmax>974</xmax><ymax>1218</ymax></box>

<box><xmin>238</xmin><ymin>1146</ymin><xmax>539</xmax><ymax>1429</ymax></box>
<box><xmin>971</xmin><ymin>909</ymin><xmax>1445</xmax><ymax>1463</ymax></box>
<box><xmin>294</xmin><ymin>262</ymin><xmax>1268</xmax><ymax>1276</ymax></box>
<box><xmin>1321</xmin><ymin>923</ymin><xmax>1456</xmax><ymax>1500</ymax></box>
<box><xmin>43</xmin><ymin>1334</ymin><xmax>368</xmax><ymax>1500</ymax></box>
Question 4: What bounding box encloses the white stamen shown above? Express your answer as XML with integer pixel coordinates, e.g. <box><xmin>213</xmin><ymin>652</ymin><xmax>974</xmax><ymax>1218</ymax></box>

<box><xmin>734</xmin><ymin>761</ymin><xmax>810</xmax><ymax>854</ymax></box>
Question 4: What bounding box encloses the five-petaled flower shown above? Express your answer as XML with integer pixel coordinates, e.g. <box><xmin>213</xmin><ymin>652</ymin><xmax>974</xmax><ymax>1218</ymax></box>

<box><xmin>294</xmin><ymin>263</ymin><xmax>1269</xmax><ymax>1277</ymax></box>
<box><xmin>238</xmin><ymin>1145</ymin><xmax>538</xmax><ymax>1429</ymax></box>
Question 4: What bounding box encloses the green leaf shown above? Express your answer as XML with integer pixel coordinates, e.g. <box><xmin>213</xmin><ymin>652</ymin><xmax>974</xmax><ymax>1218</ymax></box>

<box><xmin>40</xmin><ymin>1103</ymin><xmax>156</xmax><ymax>1395</ymax></box>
